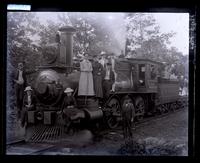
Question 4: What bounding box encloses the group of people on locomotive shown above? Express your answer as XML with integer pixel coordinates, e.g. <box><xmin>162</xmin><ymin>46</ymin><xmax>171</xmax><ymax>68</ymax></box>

<box><xmin>78</xmin><ymin>53</ymin><xmax>115</xmax><ymax>102</ymax></box>
<box><xmin>14</xmin><ymin>52</ymin><xmax>116</xmax><ymax>128</ymax></box>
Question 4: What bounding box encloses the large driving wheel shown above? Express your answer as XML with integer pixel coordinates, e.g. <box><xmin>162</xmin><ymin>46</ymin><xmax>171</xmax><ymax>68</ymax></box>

<box><xmin>134</xmin><ymin>96</ymin><xmax>145</xmax><ymax>121</ymax></box>
<box><xmin>106</xmin><ymin>98</ymin><xmax>121</xmax><ymax>129</ymax></box>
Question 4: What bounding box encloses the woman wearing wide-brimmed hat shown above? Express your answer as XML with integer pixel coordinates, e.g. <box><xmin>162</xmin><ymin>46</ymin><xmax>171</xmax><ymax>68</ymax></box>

<box><xmin>20</xmin><ymin>86</ymin><xmax>36</xmax><ymax>127</ymax></box>
<box><xmin>92</xmin><ymin>54</ymin><xmax>104</xmax><ymax>99</ymax></box>
<box><xmin>78</xmin><ymin>53</ymin><xmax>94</xmax><ymax>96</ymax></box>
<box><xmin>61</xmin><ymin>87</ymin><xmax>84</xmax><ymax>134</ymax></box>
<box><xmin>61</xmin><ymin>87</ymin><xmax>77</xmax><ymax>110</ymax></box>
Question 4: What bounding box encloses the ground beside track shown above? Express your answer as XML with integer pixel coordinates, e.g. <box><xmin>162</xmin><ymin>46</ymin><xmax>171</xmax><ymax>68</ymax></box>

<box><xmin>6</xmin><ymin>107</ymin><xmax>188</xmax><ymax>155</ymax></box>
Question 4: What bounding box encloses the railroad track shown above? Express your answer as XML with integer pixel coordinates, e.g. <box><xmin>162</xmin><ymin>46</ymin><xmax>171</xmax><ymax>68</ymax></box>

<box><xmin>6</xmin><ymin>139</ymin><xmax>25</xmax><ymax>146</ymax></box>
<box><xmin>101</xmin><ymin>106</ymin><xmax>187</xmax><ymax>135</ymax></box>
<box><xmin>6</xmin><ymin>142</ymin><xmax>57</xmax><ymax>155</ymax></box>
<box><xmin>6</xmin><ymin>106</ymin><xmax>186</xmax><ymax>155</ymax></box>
<box><xmin>135</xmin><ymin>106</ymin><xmax>186</xmax><ymax>127</ymax></box>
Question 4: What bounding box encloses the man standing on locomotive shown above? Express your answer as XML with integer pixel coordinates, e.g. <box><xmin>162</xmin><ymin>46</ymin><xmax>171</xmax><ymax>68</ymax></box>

<box><xmin>13</xmin><ymin>62</ymin><xmax>27</xmax><ymax>119</ymax></box>
<box><xmin>102</xmin><ymin>62</ymin><xmax>115</xmax><ymax>98</ymax></box>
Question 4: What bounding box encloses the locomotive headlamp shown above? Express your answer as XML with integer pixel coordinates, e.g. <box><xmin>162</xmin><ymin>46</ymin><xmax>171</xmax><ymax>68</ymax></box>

<box><xmin>37</xmin><ymin>82</ymin><xmax>48</xmax><ymax>94</ymax></box>
<box><xmin>36</xmin><ymin>111</ymin><xmax>43</xmax><ymax>121</ymax></box>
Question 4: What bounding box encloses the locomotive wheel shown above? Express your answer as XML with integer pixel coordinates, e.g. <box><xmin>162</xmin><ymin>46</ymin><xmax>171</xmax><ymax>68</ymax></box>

<box><xmin>169</xmin><ymin>103</ymin><xmax>175</xmax><ymax>112</ymax></box>
<box><xmin>106</xmin><ymin>98</ymin><xmax>121</xmax><ymax>129</ymax></box>
<box><xmin>162</xmin><ymin>104</ymin><xmax>169</xmax><ymax>113</ymax></box>
<box><xmin>156</xmin><ymin>105</ymin><xmax>162</xmax><ymax>115</ymax></box>
<box><xmin>175</xmin><ymin>101</ymin><xmax>180</xmax><ymax>110</ymax></box>
<box><xmin>178</xmin><ymin>100</ymin><xmax>184</xmax><ymax>109</ymax></box>
<box><xmin>134</xmin><ymin>96</ymin><xmax>145</xmax><ymax>121</ymax></box>
<box><xmin>173</xmin><ymin>102</ymin><xmax>179</xmax><ymax>110</ymax></box>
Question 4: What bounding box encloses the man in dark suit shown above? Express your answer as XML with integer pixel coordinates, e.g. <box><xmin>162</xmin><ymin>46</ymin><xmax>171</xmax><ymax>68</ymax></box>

<box><xmin>102</xmin><ymin>62</ymin><xmax>115</xmax><ymax>98</ymax></box>
<box><xmin>14</xmin><ymin>62</ymin><xmax>27</xmax><ymax>119</ymax></box>
<box><xmin>121</xmin><ymin>96</ymin><xmax>134</xmax><ymax>145</ymax></box>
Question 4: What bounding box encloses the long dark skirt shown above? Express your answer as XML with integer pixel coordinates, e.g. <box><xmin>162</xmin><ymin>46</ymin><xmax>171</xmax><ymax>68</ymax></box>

<box><xmin>93</xmin><ymin>75</ymin><xmax>103</xmax><ymax>98</ymax></box>
<box><xmin>15</xmin><ymin>84</ymin><xmax>24</xmax><ymax>111</ymax></box>
<box><xmin>102</xmin><ymin>80</ymin><xmax>113</xmax><ymax>99</ymax></box>
<box><xmin>63</xmin><ymin>108</ymin><xmax>81</xmax><ymax>133</ymax></box>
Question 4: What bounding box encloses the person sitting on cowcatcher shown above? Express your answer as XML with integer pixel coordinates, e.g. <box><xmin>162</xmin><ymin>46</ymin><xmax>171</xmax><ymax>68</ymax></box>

<box><xmin>20</xmin><ymin>86</ymin><xmax>37</xmax><ymax>128</ymax></box>
<box><xmin>61</xmin><ymin>87</ymin><xmax>84</xmax><ymax>134</ymax></box>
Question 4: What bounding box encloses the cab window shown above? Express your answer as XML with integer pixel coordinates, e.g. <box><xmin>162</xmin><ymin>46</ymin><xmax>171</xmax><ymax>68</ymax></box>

<box><xmin>139</xmin><ymin>64</ymin><xmax>145</xmax><ymax>86</ymax></box>
<box><xmin>150</xmin><ymin>65</ymin><xmax>157</xmax><ymax>79</ymax></box>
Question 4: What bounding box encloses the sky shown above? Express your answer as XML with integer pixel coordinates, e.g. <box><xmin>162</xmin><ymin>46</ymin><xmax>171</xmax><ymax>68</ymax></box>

<box><xmin>152</xmin><ymin>13</ymin><xmax>189</xmax><ymax>55</ymax></box>
<box><xmin>36</xmin><ymin>12</ymin><xmax>189</xmax><ymax>55</ymax></box>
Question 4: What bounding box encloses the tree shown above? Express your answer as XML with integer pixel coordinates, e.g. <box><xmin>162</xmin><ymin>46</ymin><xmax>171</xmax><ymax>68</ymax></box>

<box><xmin>67</xmin><ymin>13</ymin><xmax>113</xmax><ymax>57</ymax></box>
<box><xmin>69</xmin><ymin>15</ymin><xmax>97</xmax><ymax>55</ymax></box>
<box><xmin>38</xmin><ymin>13</ymin><xmax>126</xmax><ymax>58</ymax></box>
<box><xmin>125</xmin><ymin>13</ymin><xmax>175</xmax><ymax>59</ymax></box>
<box><xmin>7</xmin><ymin>12</ymin><xmax>42</xmax><ymax>110</ymax></box>
<box><xmin>125</xmin><ymin>13</ymin><xmax>188</xmax><ymax>84</ymax></box>
<box><xmin>7</xmin><ymin>12</ymin><xmax>41</xmax><ymax>69</ymax></box>
<box><xmin>167</xmin><ymin>47</ymin><xmax>188</xmax><ymax>79</ymax></box>
<box><xmin>135</xmin><ymin>38</ymin><xmax>168</xmax><ymax>60</ymax></box>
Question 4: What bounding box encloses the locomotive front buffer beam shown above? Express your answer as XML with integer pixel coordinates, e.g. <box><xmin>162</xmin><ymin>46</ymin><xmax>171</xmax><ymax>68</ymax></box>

<box><xmin>26</xmin><ymin>107</ymin><xmax>104</xmax><ymax>126</ymax></box>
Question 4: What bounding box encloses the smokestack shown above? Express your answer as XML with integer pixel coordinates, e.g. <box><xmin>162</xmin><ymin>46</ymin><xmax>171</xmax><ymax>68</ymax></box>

<box><xmin>58</xmin><ymin>26</ymin><xmax>76</xmax><ymax>67</ymax></box>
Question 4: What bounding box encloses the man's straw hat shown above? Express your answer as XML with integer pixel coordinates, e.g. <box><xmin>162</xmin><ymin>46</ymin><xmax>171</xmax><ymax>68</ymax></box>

<box><xmin>64</xmin><ymin>87</ymin><xmax>74</xmax><ymax>93</ymax></box>
<box><xmin>24</xmin><ymin>86</ymin><xmax>33</xmax><ymax>92</ymax></box>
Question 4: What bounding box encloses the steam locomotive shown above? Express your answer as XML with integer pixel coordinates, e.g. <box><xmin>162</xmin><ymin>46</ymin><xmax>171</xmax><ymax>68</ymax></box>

<box><xmin>24</xmin><ymin>26</ymin><xmax>187</xmax><ymax>142</ymax></box>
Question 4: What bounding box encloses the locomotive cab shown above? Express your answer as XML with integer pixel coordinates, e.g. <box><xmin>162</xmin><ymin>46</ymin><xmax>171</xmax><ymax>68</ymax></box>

<box><xmin>115</xmin><ymin>58</ymin><xmax>161</xmax><ymax>93</ymax></box>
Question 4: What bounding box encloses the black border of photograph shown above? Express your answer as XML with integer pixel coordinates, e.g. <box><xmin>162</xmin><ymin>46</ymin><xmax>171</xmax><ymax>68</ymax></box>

<box><xmin>1</xmin><ymin>0</ymin><xmax>199</xmax><ymax>161</ymax></box>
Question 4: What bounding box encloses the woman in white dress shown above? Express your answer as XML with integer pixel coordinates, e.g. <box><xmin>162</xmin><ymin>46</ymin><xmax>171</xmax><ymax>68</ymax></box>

<box><xmin>78</xmin><ymin>54</ymin><xmax>94</xmax><ymax>96</ymax></box>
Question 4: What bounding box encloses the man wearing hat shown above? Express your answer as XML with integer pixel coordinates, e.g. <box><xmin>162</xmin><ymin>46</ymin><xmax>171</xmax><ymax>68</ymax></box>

<box><xmin>20</xmin><ymin>86</ymin><xmax>36</xmax><ymax>127</ymax></box>
<box><xmin>13</xmin><ymin>62</ymin><xmax>38</xmax><ymax>119</ymax></box>
<box><xmin>102</xmin><ymin>62</ymin><xmax>115</xmax><ymax>98</ymax></box>
<box><xmin>13</xmin><ymin>62</ymin><xmax>27</xmax><ymax>119</ymax></box>
<box><xmin>121</xmin><ymin>95</ymin><xmax>135</xmax><ymax>145</ymax></box>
